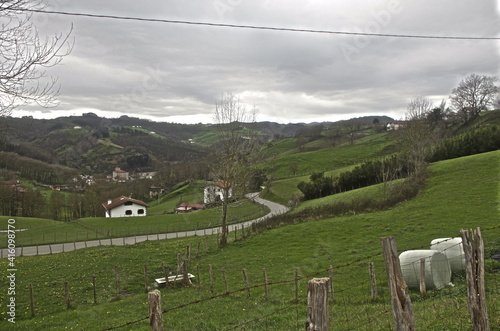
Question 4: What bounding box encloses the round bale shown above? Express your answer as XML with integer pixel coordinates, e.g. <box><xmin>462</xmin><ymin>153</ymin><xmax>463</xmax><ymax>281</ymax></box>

<box><xmin>399</xmin><ymin>250</ymin><xmax>451</xmax><ymax>290</ymax></box>
<box><xmin>430</xmin><ymin>237</ymin><xmax>465</xmax><ymax>272</ymax></box>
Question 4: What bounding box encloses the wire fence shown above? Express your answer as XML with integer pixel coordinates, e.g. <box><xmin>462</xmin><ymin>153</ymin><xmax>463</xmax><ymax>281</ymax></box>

<box><xmin>3</xmin><ymin>224</ymin><xmax>499</xmax><ymax>330</ymax></box>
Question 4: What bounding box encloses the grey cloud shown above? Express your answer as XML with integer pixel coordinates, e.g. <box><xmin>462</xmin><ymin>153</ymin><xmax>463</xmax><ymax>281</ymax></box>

<box><xmin>20</xmin><ymin>0</ymin><xmax>500</xmax><ymax>123</ymax></box>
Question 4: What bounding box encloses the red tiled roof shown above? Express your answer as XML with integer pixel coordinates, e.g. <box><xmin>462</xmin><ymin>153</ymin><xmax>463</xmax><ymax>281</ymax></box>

<box><xmin>179</xmin><ymin>202</ymin><xmax>205</xmax><ymax>209</ymax></box>
<box><xmin>102</xmin><ymin>196</ymin><xmax>149</xmax><ymax>210</ymax></box>
<box><xmin>207</xmin><ymin>181</ymin><xmax>231</xmax><ymax>189</ymax></box>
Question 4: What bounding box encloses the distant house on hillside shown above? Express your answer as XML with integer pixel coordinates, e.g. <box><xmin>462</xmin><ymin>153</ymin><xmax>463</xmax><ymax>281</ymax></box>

<box><xmin>102</xmin><ymin>196</ymin><xmax>149</xmax><ymax>218</ymax></box>
<box><xmin>204</xmin><ymin>181</ymin><xmax>233</xmax><ymax>204</ymax></box>
<box><xmin>386</xmin><ymin>121</ymin><xmax>407</xmax><ymax>131</ymax></box>
<box><xmin>112</xmin><ymin>167</ymin><xmax>129</xmax><ymax>182</ymax></box>
<box><xmin>175</xmin><ymin>202</ymin><xmax>206</xmax><ymax>214</ymax></box>
<box><xmin>0</xmin><ymin>180</ymin><xmax>28</xmax><ymax>193</ymax></box>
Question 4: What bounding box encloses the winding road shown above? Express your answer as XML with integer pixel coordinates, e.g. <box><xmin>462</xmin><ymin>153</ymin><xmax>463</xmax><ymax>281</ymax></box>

<box><xmin>1</xmin><ymin>193</ymin><xmax>289</xmax><ymax>258</ymax></box>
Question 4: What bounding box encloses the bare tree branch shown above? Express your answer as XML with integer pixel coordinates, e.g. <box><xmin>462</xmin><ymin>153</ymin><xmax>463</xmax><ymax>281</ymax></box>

<box><xmin>0</xmin><ymin>0</ymin><xmax>73</xmax><ymax>116</ymax></box>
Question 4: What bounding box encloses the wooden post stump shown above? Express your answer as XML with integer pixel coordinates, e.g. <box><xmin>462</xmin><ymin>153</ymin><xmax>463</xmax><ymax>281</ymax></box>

<box><xmin>305</xmin><ymin>278</ymin><xmax>329</xmax><ymax>331</ymax></box>
<box><xmin>369</xmin><ymin>262</ymin><xmax>377</xmax><ymax>301</ymax></box>
<box><xmin>381</xmin><ymin>236</ymin><xmax>415</xmax><ymax>331</ymax></box>
<box><xmin>148</xmin><ymin>289</ymin><xmax>164</xmax><ymax>331</ymax></box>
<box><xmin>461</xmin><ymin>228</ymin><xmax>490</xmax><ymax>331</ymax></box>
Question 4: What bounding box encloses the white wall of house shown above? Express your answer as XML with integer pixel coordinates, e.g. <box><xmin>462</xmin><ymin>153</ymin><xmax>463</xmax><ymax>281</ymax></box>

<box><xmin>204</xmin><ymin>185</ymin><xmax>233</xmax><ymax>204</ymax></box>
<box><xmin>106</xmin><ymin>203</ymin><xmax>147</xmax><ymax>218</ymax></box>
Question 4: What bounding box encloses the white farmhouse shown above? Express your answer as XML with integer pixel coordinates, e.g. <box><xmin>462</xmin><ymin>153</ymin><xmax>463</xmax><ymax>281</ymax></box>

<box><xmin>204</xmin><ymin>181</ymin><xmax>233</xmax><ymax>204</ymax></box>
<box><xmin>102</xmin><ymin>196</ymin><xmax>149</xmax><ymax>218</ymax></box>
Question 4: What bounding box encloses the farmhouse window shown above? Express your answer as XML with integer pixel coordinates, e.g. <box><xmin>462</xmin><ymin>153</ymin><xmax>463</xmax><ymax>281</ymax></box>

<box><xmin>138</xmin><ymin>209</ymin><xmax>145</xmax><ymax>215</ymax></box>
<box><xmin>125</xmin><ymin>210</ymin><xmax>133</xmax><ymax>215</ymax></box>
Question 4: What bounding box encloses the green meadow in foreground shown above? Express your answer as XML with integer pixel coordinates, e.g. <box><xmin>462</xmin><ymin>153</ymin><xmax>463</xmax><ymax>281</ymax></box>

<box><xmin>0</xmin><ymin>150</ymin><xmax>499</xmax><ymax>330</ymax></box>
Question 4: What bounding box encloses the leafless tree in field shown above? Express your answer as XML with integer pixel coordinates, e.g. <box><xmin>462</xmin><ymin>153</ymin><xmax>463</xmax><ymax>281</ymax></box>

<box><xmin>400</xmin><ymin>96</ymin><xmax>435</xmax><ymax>176</ymax></box>
<box><xmin>0</xmin><ymin>0</ymin><xmax>72</xmax><ymax>116</ymax></box>
<box><xmin>211</xmin><ymin>92</ymin><xmax>258</xmax><ymax>246</ymax></box>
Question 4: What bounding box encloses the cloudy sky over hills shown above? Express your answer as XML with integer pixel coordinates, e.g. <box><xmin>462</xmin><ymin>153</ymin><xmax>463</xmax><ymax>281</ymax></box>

<box><xmin>17</xmin><ymin>0</ymin><xmax>500</xmax><ymax>123</ymax></box>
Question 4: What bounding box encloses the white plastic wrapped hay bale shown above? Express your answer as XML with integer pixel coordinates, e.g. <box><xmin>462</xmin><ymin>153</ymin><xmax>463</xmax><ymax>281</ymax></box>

<box><xmin>399</xmin><ymin>250</ymin><xmax>451</xmax><ymax>290</ymax></box>
<box><xmin>430</xmin><ymin>237</ymin><xmax>465</xmax><ymax>272</ymax></box>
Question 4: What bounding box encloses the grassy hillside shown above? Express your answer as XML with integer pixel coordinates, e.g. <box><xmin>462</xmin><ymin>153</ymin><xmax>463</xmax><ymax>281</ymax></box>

<box><xmin>1</xmin><ymin>150</ymin><xmax>498</xmax><ymax>330</ymax></box>
<box><xmin>259</xmin><ymin>132</ymin><xmax>393</xmax><ymax>179</ymax></box>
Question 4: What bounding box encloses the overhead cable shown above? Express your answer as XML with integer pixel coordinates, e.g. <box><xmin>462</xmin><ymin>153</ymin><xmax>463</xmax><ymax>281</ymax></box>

<box><xmin>20</xmin><ymin>8</ymin><xmax>500</xmax><ymax>40</ymax></box>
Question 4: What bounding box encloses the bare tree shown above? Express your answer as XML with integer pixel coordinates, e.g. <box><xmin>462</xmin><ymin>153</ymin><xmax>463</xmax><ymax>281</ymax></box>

<box><xmin>212</xmin><ymin>92</ymin><xmax>258</xmax><ymax>246</ymax></box>
<box><xmin>400</xmin><ymin>96</ymin><xmax>435</xmax><ymax>176</ymax></box>
<box><xmin>0</xmin><ymin>0</ymin><xmax>72</xmax><ymax>116</ymax></box>
<box><xmin>406</xmin><ymin>95</ymin><xmax>433</xmax><ymax>121</ymax></box>
<box><xmin>450</xmin><ymin>74</ymin><xmax>498</xmax><ymax>122</ymax></box>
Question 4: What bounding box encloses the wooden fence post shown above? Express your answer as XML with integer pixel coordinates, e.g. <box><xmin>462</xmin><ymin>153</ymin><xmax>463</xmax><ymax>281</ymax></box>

<box><xmin>196</xmin><ymin>264</ymin><xmax>201</xmax><ymax>290</ymax></box>
<box><xmin>381</xmin><ymin>236</ymin><xmax>415</xmax><ymax>331</ymax></box>
<box><xmin>92</xmin><ymin>276</ymin><xmax>97</xmax><ymax>304</ymax></box>
<box><xmin>461</xmin><ymin>228</ymin><xmax>490</xmax><ymax>331</ymax></box>
<box><xmin>148</xmin><ymin>289</ymin><xmax>164</xmax><ymax>331</ymax></box>
<box><xmin>263</xmin><ymin>268</ymin><xmax>269</xmax><ymax>300</ymax></box>
<box><xmin>369</xmin><ymin>262</ymin><xmax>377</xmax><ymax>301</ymax></box>
<box><xmin>222</xmin><ymin>267</ymin><xmax>229</xmax><ymax>294</ymax></box>
<box><xmin>144</xmin><ymin>264</ymin><xmax>149</xmax><ymax>293</ymax></box>
<box><xmin>64</xmin><ymin>281</ymin><xmax>71</xmax><ymax>309</ymax></box>
<box><xmin>29</xmin><ymin>283</ymin><xmax>35</xmax><ymax>317</ymax></box>
<box><xmin>305</xmin><ymin>278</ymin><xmax>329</xmax><ymax>331</ymax></box>
<box><xmin>419</xmin><ymin>258</ymin><xmax>426</xmax><ymax>296</ymax></box>
<box><xmin>182</xmin><ymin>259</ymin><xmax>190</xmax><ymax>287</ymax></box>
<box><xmin>242</xmin><ymin>268</ymin><xmax>251</xmax><ymax>298</ymax></box>
<box><xmin>328</xmin><ymin>265</ymin><xmax>334</xmax><ymax>303</ymax></box>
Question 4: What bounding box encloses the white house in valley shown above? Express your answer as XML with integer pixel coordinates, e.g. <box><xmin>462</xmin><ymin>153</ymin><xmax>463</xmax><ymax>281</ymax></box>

<box><xmin>203</xmin><ymin>181</ymin><xmax>233</xmax><ymax>204</ymax></box>
<box><xmin>102</xmin><ymin>196</ymin><xmax>149</xmax><ymax>218</ymax></box>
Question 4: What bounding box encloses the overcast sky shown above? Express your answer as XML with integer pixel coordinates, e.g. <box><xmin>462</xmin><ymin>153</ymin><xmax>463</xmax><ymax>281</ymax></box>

<box><xmin>16</xmin><ymin>0</ymin><xmax>500</xmax><ymax>124</ymax></box>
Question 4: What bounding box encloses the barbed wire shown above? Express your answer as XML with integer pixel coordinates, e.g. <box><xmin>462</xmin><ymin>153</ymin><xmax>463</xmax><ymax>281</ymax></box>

<box><xmin>68</xmin><ymin>225</ymin><xmax>500</xmax><ymax>329</ymax></box>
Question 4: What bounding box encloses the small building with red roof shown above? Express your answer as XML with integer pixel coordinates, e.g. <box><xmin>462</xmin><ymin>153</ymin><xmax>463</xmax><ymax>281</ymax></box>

<box><xmin>102</xmin><ymin>196</ymin><xmax>149</xmax><ymax>218</ymax></box>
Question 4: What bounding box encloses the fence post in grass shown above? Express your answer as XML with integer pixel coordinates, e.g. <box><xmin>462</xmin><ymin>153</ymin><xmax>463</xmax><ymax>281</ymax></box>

<box><xmin>196</xmin><ymin>264</ymin><xmax>201</xmax><ymax>290</ymax></box>
<box><xmin>92</xmin><ymin>276</ymin><xmax>97</xmax><ymax>304</ymax></box>
<box><xmin>144</xmin><ymin>264</ymin><xmax>149</xmax><ymax>293</ymax></box>
<box><xmin>305</xmin><ymin>278</ymin><xmax>330</xmax><ymax>331</ymax></box>
<box><xmin>205</xmin><ymin>236</ymin><xmax>208</xmax><ymax>253</ymax></box>
<box><xmin>242</xmin><ymin>268</ymin><xmax>250</xmax><ymax>298</ymax></box>
<box><xmin>329</xmin><ymin>265</ymin><xmax>335</xmax><ymax>303</ymax></box>
<box><xmin>177</xmin><ymin>253</ymin><xmax>183</xmax><ymax>274</ymax></box>
<box><xmin>64</xmin><ymin>281</ymin><xmax>71</xmax><ymax>309</ymax></box>
<box><xmin>196</xmin><ymin>241</ymin><xmax>200</xmax><ymax>259</ymax></box>
<box><xmin>222</xmin><ymin>267</ymin><xmax>229</xmax><ymax>294</ymax></box>
<box><xmin>263</xmin><ymin>268</ymin><xmax>269</xmax><ymax>300</ymax></box>
<box><xmin>29</xmin><ymin>283</ymin><xmax>35</xmax><ymax>317</ymax></box>
<box><xmin>209</xmin><ymin>264</ymin><xmax>214</xmax><ymax>294</ymax></box>
<box><xmin>369</xmin><ymin>262</ymin><xmax>377</xmax><ymax>301</ymax></box>
<box><xmin>186</xmin><ymin>245</ymin><xmax>191</xmax><ymax>262</ymax></box>
<box><xmin>460</xmin><ymin>228</ymin><xmax>490</xmax><ymax>331</ymax></box>
<box><xmin>294</xmin><ymin>269</ymin><xmax>299</xmax><ymax>303</ymax></box>
<box><xmin>381</xmin><ymin>236</ymin><xmax>415</xmax><ymax>331</ymax></box>
<box><xmin>182</xmin><ymin>259</ymin><xmax>190</xmax><ymax>287</ymax></box>
<box><xmin>419</xmin><ymin>259</ymin><xmax>426</xmax><ymax>296</ymax></box>
<box><xmin>148</xmin><ymin>290</ymin><xmax>163</xmax><ymax>331</ymax></box>
<box><xmin>114</xmin><ymin>265</ymin><xmax>120</xmax><ymax>297</ymax></box>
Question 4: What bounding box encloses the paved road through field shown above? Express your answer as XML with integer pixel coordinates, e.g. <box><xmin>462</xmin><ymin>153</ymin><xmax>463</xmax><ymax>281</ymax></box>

<box><xmin>1</xmin><ymin>193</ymin><xmax>289</xmax><ymax>257</ymax></box>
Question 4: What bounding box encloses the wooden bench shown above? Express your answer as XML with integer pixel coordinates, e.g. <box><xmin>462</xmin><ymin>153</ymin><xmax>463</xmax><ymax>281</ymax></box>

<box><xmin>155</xmin><ymin>273</ymin><xmax>195</xmax><ymax>285</ymax></box>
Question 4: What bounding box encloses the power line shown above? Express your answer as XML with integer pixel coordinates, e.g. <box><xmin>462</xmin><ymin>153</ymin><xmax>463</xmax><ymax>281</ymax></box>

<box><xmin>20</xmin><ymin>8</ymin><xmax>500</xmax><ymax>40</ymax></box>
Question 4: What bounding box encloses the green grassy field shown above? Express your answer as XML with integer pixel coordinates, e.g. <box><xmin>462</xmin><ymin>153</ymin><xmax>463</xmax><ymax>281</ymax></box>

<box><xmin>1</xmin><ymin>150</ymin><xmax>498</xmax><ymax>330</ymax></box>
<box><xmin>0</xmin><ymin>197</ymin><xmax>269</xmax><ymax>248</ymax></box>
<box><xmin>259</xmin><ymin>132</ymin><xmax>393</xmax><ymax>179</ymax></box>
